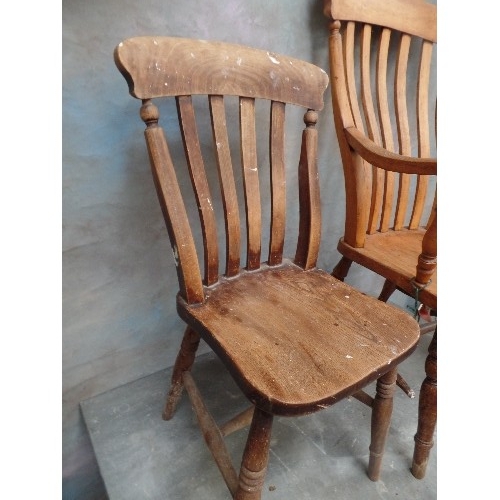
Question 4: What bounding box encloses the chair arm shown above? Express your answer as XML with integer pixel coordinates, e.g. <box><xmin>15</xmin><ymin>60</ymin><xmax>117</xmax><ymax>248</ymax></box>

<box><xmin>344</xmin><ymin>127</ymin><xmax>437</xmax><ymax>175</ymax></box>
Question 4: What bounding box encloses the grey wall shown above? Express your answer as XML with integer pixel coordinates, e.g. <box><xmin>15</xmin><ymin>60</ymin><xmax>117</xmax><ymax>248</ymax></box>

<box><xmin>62</xmin><ymin>1</ymin><xmax>429</xmax><ymax>498</ymax></box>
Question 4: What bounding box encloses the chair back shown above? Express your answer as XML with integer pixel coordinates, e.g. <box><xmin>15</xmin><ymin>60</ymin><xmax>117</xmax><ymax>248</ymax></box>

<box><xmin>324</xmin><ymin>0</ymin><xmax>437</xmax><ymax>247</ymax></box>
<box><xmin>114</xmin><ymin>37</ymin><xmax>329</xmax><ymax>303</ymax></box>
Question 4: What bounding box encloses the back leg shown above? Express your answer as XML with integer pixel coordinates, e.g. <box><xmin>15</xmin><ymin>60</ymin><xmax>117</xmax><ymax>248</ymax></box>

<box><xmin>378</xmin><ymin>279</ymin><xmax>397</xmax><ymax>302</ymax></box>
<box><xmin>163</xmin><ymin>326</ymin><xmax>201</xmax><ymax>420</ymax></box>
<box><xmin>331</xmin><ymin>256</ymin><xmax>352</xmax><ymax>281</ymax></box>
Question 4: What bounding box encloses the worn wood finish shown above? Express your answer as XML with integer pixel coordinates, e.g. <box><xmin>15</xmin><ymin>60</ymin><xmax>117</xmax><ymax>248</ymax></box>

<box><xmin>115</xmin><ymin>36</ymin><xmax>421</xmax><ymax>498</ymax></box>
<box><xmin>114</xmin><ymin>36</ymin><xmax>328</xmax><ymax>109</ymax></box>
<box><xmin>162</xmin><ymin>326</ymin><xmax>200</xmax><ymax>420</ymax></box>
<box><xmin>294</xmin><ymin>111</ymin><xmax>322</xmax><ymax>270</ymax></box>
<box><xmin>368</xmin><ymin>367</ymin><xmax>398</xmax><ymax>480</ymax></box>
<box><xmin>182</xmin><ymin>371</ymin><xmax>239</xmax><ymax>495</ymax></box>
<box><xmin>412</xmin><ymin>328</ymin><xmax>437</xmax><ymax>478</ymax></box>
<box><xmin>209</xmin><ymin>95</ymin><xmax>241</xmax><ymax>277</ymax></box>
<box><xmin>337</xmin><ymin>229</ymin><xmax>437</xmax><ymax>311</ymax></box>
<box><xmin>177</xmin><ymin>261</ymin><xmax>419</xmax><ymax>415</ymax></box>
<box><xmin>323</xmin><ymin>0</ymin><xmax>437</xmax><ymax>42</ymax></box>
<box><xmin>234</xmin><ymin>408</ymin><xmax>274</xmax><ymax>500</ymax></box>
<box><xmin>325</xmin><ymin>0</ymin><xmax>437</xmax><ymax>479</ymax></box>
<box><xmin>240</xmin><ymin>97</ymin><xmax>262</xmax><ymax>270</ymax></box>
<box><xmin>177</xmin><ymin>95</ymin><xmax>219</xmax><ymax>285</ymax></box>
<box><xmin>268</xmin><ymin>101</ymin><xmax>286</xmax><ymax>266</ymax></box>
<box><xmin>220</xmin><ymin>406</ymin><xmax>255</xmax><ymax>437</ymax></box>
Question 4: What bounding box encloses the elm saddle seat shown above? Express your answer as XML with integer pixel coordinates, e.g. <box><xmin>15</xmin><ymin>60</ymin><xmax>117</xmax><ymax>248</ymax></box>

<box><xmin>323</xmin><ymin>0</ymin><xmax>437</xmax><ymax>480</ymax></box>
<box><xmin>114</xmin><ymin>36</ymin><xmax>420</xmax><ymax>499</ymax></box>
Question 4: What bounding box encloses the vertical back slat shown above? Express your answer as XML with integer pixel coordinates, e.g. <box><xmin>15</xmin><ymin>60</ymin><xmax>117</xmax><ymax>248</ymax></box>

<box><xmin>394</xmin><ymin>33</ymin><xmax>411</xmax><ymax>229</ymax></box>
<box><xmin>239</xmin><ymin>97</ymin><xmax>262</xmax><ymax>270</ymax></box>
<box><xmin>361</xmin><ymin>24</ymin><xmax>384</xmax><ymax>234</ymax></box>
<box><xmin>409</xmin><ymin>39</ymin><xmax>433</xmax><ymax>229</ymax></box>
<box><xmin>376</xmin><ymin>28</ymin><xmax>396</xmax><ymax>232</ymax></box>
<box><xmin>361</xmin><ymin>25</ymin><xmax>381</xmax><ymax>143</ymax></box>
<box><xmin>177</xmin><ymin>96</ymin><xmax>219</xmax><ymax>286</ymax></box>
<box><xmin>345</xmin><ymin>22</ymin><xmax>364</xmax><ymax>130</ymax></box>
<box><xmin>209</xmin><ymin>95</ymin><xmax>241</xmax><ymax>277</ymax></box>
<box><xmin>268</xmin><ymin>101</ymin><xmax>286</xmax><ymax>266</ymax></box>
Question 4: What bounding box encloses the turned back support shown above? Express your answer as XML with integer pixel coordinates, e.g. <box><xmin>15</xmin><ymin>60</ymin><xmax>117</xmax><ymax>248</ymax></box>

<box><xmin>114</xmin><ymin>37</ymin><xmax>329</xmax><ymax>303</ymax></box>
<box><xmin>325</xmin><ymin>0</ymin><xmax>437</xmax><ymax>246</ymax></box>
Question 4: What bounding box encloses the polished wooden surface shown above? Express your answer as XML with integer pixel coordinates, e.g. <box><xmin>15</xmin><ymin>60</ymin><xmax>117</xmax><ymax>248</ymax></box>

<box><xmin>115</xmin><ymin>36</ymin><xmax>421</xmax><ymax>499</ymax></box>
<box><xmin>324</xmin><ymin>0</ymin><xmax>437</xmax><ymax>479</ymax></box>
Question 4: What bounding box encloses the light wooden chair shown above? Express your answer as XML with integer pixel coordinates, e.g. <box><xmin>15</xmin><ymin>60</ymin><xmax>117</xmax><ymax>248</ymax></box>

<box><xmin>323</xmin><ymin>0</ymin><xmax>437</xmax><ymax>479</ymax></box>
<box><xmin>114</xmin><ymin>36</ymin><xmax>420</xmax><ymax>499</ymax></box>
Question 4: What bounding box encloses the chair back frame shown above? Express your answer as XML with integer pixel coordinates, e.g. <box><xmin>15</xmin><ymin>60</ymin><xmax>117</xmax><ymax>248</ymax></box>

<box><xmin>324</xmin><ymin>0</ymin><xmax>437</xmax><ymax>248</ymax></box>
<box><xmin>114</xmin><ymin>36</ymin><xmax>329</xmax><ymax>304</ymax></box>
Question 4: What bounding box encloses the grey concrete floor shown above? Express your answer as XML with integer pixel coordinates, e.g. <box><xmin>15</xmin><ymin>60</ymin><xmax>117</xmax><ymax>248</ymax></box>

<box><xmin>81</xmin><ymin>332</ymin><xmax>436</xmax><ymax>500</ymax></box>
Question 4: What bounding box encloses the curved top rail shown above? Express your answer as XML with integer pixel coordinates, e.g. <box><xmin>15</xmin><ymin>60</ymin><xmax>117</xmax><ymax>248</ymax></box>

<box><xmin>323</xmin><ymin>0</ymin><xmax>436</xmax><ymax>42</ymax></box>
<box><xmin>114</xmin><ymin>36</ymin><xmax>329</xmax><ymax>110</ymax></box>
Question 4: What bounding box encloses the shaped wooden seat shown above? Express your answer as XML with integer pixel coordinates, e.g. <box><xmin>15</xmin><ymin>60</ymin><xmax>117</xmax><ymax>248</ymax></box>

<box><xmin>114</xmin><ymin>36</ymin><xmax>420</xmax><ymax>499</ymax></box>
<box><xmin>322</xmin><ymin>0</ymin><xmax>437</xmax><ymax>479</ymax></box>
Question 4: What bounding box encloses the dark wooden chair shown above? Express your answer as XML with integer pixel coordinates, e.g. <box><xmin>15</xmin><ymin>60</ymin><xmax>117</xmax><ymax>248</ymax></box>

<box><xmin>322</xmin><ymin>0</ymin><xmax>437</xmax><ymax>479</ymax></box>
<box><xmin>114</xmin><ymin>36</ymin><xmax>420</xmax><ymax>499</ymax></box>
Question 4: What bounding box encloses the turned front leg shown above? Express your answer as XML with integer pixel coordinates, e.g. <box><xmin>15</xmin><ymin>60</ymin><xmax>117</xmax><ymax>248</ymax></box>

<box><xmin>163</xmin><ymin>326</ymin><xmax>201</xmax><ymax>420</ymax></box>
<box><xmin>411</xmin><ymin>328</ymin><xmax>437</xmax><ymax>479</ymax></box>
<box><xmin>368</xmin><ymin>367</ymin><xmax>398</xmax><ymax>481</ymax></box>
<box><xmin>234</xmin><ymin>407</ymin><xmax>274</xmax><ymax>500</ymax></box>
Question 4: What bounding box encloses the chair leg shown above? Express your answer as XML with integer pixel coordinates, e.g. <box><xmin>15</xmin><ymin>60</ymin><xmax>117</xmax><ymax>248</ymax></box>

<box><xmin>162</xmin><ymin>326</ymin><xmax>201</xmax><ymax>420</ymax></box>
<box><xmin>377</xmin><ymin>279</ymin><xmax>397</xmax><ymax>302</ymax></box>
<box><xmin>411</xmin><ymin>328</ymin><xmax>437</xmax><ymax>479</ymax></box>
<box><xmin>368</xmin><ymin>367</ymin><xmax>398</xmax><ymax>481</ymax></box>
<box><xmin>378</xmin><ymin>279</ymin><xmax>415</xmax><ymax>399</ymax></box>
<box><xmin>234</xmin><ymin>407</ymin><xmax>274</xmax><ymax>500</ymax></box>
<box><xmin>331</xmin><ymin>256</ymin><xmax>352</xmax><ymax>281</ymax></box>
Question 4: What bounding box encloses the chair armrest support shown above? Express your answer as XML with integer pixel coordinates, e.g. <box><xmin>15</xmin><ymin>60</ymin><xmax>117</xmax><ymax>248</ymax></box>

<box><xmin>345</xmin><ymin>127</ymin><xmax>437</xmax><ymax>175</ymax></box>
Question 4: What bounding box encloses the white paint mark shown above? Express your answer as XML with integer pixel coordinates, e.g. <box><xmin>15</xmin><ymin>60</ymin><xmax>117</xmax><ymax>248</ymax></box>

<box><xmin>346</xmin><ymin>355</ymin><xmax>353</xmax><ymax>359</ymax></box>
<box><xmin>153</xmin><ymin>40</ymin><xmax>158</xmax><ymax>45</ymax></box>
<box><xmin>190</xmin><ymin>52</ymin><xmax>195</xmax><ymax>58</ymax></box>
<box><xmin>172</xmin><ymin>245</ymin><xmax>179</xmax><ymax>266</ymax></box>
<box><xmin>344</xmin><ymin>295</ymin><xmax>350</xmax><ymax>299</ymax></box>
<box><xmin>267</xmin><ymin>52</ymin><xmax>280</xmax><ymax>64</ymax></box>
<box><xmin>236</xmin><ymin>57</ymin><xmax>242</xmax><ymax>66</ymax></box>
<box><xmin>293</xmin><ymin>86</ymin><xmax>300</xmax><ymax>91</ymax></box>
<box><xmin>118</xmin><ymin>42</ymin><xmax>123</xmax><ymax>47</ymax></box>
